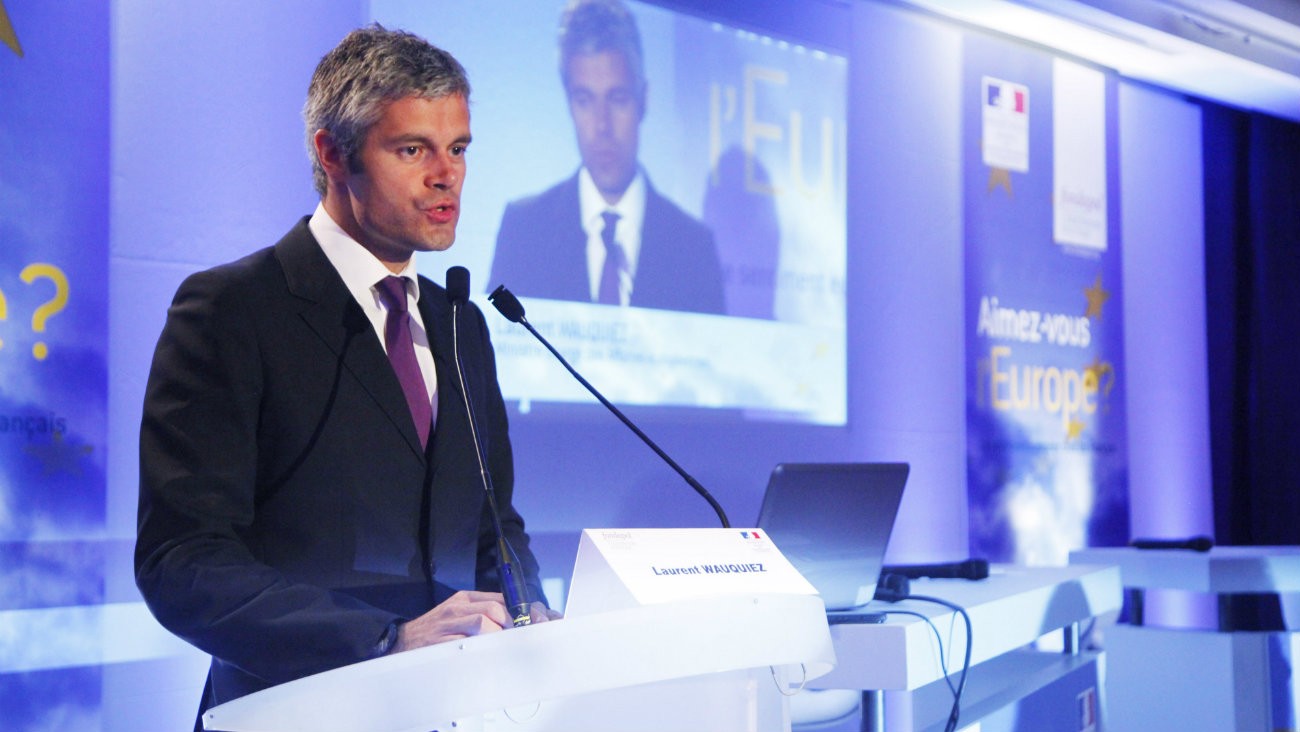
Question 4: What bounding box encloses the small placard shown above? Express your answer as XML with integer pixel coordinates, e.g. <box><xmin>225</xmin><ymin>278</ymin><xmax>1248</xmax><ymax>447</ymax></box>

<box><xmin>1052</xmin><ymin>58</ymin><xmax>1108</xmax><ymax>251</ymax></box>
<box><xmin>982</xmin><ymin>75</ymin><xmax>1030</xmax><ymax>173</ymax></box>
<box><xmin>564</xmin><ymin>528</ymin><xmax>819</xmax><ymax>617</ymax></box>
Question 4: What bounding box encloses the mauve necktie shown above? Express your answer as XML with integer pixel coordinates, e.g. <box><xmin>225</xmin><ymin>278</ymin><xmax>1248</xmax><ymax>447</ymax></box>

<box><xmin>597</xmin><ymin>211</ymin><xmax>624</xmax><ymax>305</ymax></box>
<box><xmin>376</xmin><ymin>276</ymin><xmax>432</xmax><ymax>447</ymax></box>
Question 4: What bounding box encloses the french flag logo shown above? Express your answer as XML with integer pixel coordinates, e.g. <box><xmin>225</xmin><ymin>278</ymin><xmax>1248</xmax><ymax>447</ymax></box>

<box><xmin>1077</xmin><ymin>687</ymin><xmax>1097</xmax><ymax>731</ymax></box>
<box><xmin>986</xmin><ymin>80</ymin><xmax>1027</xmax><ymax>113</ymax></box>
<box><xmin>740</xmin><ymin>530</ymin><xmax>763</xmax><ymax>540</ymax></box>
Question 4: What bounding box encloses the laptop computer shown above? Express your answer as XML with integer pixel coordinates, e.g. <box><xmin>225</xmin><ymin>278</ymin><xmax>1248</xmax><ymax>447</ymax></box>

<box><xmin>755</xmin><ymin>462</ymin><xmax>909</xmax><ymax>612</ymax></box>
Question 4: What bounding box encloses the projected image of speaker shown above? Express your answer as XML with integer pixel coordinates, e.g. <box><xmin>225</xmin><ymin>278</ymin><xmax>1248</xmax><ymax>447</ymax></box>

<box><xmin>396</xmin><ymin>0</ymin><xmax>850</xmax><ymax>427</ymax></box>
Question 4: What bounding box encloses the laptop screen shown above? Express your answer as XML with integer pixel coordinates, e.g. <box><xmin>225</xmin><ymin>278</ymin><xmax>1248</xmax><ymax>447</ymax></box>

<box><xmin>755</xmin><ymin>463</ymin><xmax>909</xmax><ymax>611</ymax></box>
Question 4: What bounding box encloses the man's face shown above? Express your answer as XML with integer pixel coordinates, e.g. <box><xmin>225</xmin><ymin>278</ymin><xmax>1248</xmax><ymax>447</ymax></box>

<box><xmin>333</xmin><ymin>94</ymin><xmax>471</xmax><ymax>269</ymax></box>
<box><xmin>565</xmin><ymin>50</ymin><xmax>644</xmax><ymax>204</ymax></box>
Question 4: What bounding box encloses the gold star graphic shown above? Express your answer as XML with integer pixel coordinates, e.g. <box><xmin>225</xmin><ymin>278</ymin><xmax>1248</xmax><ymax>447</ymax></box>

<box><xmin>987</xmin><ymin>167</ymin><xmax>1013</xmax><ymax>197</ymax></box>
<box><xmin>24</xmin><ymin>432</ymin><xmax>94</xmax><ymax>477</ymax></box>
<box><xmin>1066</xmin><ymin>418</ymin><xmax>1086</xmax><ymax>441</ymax></box>
<box><xmin>1084</xmin><ymin>274</ymin><xmax>1110</xmax><ymax>320</ymax></box>
<box><xmin>0</xmin><ymin>0</ymin><xmax>22</xmax><ymax>58</ymax></box>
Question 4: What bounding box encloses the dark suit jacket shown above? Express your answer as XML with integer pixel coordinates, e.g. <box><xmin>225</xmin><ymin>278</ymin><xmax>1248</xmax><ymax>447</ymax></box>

<box><xmin>135</xmin><ymin>218</ymin><xmax>542</xmax><ymax>712</ymax></box>
<box><xmin>489</xmin><ymin>173</ymin><xmax>726</xmax><ymax>314</ymax></box>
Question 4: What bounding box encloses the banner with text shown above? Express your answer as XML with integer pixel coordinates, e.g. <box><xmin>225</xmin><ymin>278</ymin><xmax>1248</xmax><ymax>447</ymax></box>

<box><xmin>0</xmin><ymin>2</ymin><xmax>111</xmax><ymax>727</ymax></box>
<box><xmin>963</xmin><ymin>37</ymin><xmax>1129</xmax><ymax>565</ymax></box>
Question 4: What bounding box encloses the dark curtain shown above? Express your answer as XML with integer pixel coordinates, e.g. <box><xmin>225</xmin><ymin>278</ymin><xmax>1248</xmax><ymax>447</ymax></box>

<box><xmin>1203</xmin><ymin>103</ymin><xmax>1300</xmax><ymax>546</ymax></box>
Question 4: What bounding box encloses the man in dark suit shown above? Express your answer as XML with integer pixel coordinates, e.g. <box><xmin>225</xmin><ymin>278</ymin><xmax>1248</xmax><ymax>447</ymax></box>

<box><xmin>489</xmin><ymin>0</ymin><xmax>725</xmax><ymax>314</ymax></box>
<box><xmin>135</xmin><ymin>26</ymin><xmax>553</xmax><ymax>722</ymax></box>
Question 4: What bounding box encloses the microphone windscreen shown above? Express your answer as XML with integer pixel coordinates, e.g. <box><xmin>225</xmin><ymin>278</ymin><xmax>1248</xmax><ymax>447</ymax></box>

<box><xmin>488</xmin><ymin>285</ymin><xmax>526</xmax><ymax>323</ymax></box>
<box><xmin>446</xmin><ymin>266</ymin><xmax>470</xmax><ymax>305</ymax></box>
<box><xmin>882</xmin><ymin>558</ymin><xmax>990</xmax><ymax>580</ymax></box>
<box><xmin>1131</xmin><ymin>535</ymin><xmax>1214</xmax><ymax>552</ymax></box>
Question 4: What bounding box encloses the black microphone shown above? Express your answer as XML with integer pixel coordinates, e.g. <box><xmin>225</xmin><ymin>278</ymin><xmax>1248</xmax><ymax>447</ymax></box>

<box><xmin>1131</xmin><ymin>535</ymin><xmax>1214</xmax><ymax>552</ymax></box>
<box><xmin>446</xmin><ymin>267</ymin><xmax>531</xmax><ymax>627</ymax></box>
<box><xmin>883</xmin><ymin>558</ymin><xmax>990</xmax><ymax>581</ymax></box>
<box><xmin>487</xmin><ymin>284</ymin><xmax>731</xmax><ymax>529</ymax></box>
<box><xmin>446</xmin><ymin>265</ymin><xmax>470</xmax><ymax>305</ymax></box>
<box><xmin>873</xmin><ymin>573</ymin><xmax>911</xmax><ymax>602</ymax></box>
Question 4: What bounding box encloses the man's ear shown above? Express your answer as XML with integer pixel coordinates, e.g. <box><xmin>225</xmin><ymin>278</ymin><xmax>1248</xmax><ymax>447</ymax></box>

<box><xmin>314</xmin><ymin>129</ymin><xmax>348</xmax><ymax>183</ymax></box>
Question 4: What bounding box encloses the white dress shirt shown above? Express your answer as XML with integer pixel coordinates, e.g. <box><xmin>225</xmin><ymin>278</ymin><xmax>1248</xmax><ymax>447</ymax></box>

<box><xmin>580</xmin><ymin>167</ymin><xmax>646</xmax><ymax>305</ymax></box>
<box><xmin>309</xmin><ymin>204</ymin><xmax>438</xmax><ymax>419</ymax></box>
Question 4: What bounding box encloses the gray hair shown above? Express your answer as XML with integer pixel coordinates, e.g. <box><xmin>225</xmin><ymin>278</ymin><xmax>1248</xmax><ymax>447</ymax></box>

<box><xmin>558</xmin><ymin>0</ymin><xmax>645</xmax><ymax>95</ymax></box>
<box><xmin>304</xmin><ymin>24</ymin><xmax>470</xmax><ymax>196</ymax></box>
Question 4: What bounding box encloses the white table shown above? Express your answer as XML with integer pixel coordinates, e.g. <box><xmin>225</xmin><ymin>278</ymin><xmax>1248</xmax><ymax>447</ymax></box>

<box><xmin>1072</xmin><ymin>545</ymin><xmax>1300</xmax><ymax>628</ymax></box>
<box><xmin>1071</xmin><ymin>546</ymin><xmax>1300</xmax><ymax>732</ymax></box>
<box><xmin>813</xmin><ymin>564</ymin><xmax>1121</xmax><ymax>731</ymax></box>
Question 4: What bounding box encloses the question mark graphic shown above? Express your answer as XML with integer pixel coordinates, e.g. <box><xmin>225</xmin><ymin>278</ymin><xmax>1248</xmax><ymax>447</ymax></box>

<box><xmin>0</xmin><ymin>284</ymin><xmax>7</xmax><ymax>353</ymax></box>
<box><xmin>20</xmin><ymin>263</ymin><xmax>69</xmax><ymax>361</ymax></box>
<box><xmin>0</xmin><ymin>285</ymin><xmax>7</xmax><ymax>351</ymax></box>
<box><xmin>1096</xmin><ymin>360</ymin><xmax>1116</xmax><ymax>412</ymax></box>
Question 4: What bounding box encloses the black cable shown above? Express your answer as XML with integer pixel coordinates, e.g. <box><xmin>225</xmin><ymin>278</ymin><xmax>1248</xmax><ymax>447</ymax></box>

<box><xmin>873</xmin><ymin>592</ymin><xmax>977</xmax><ymax>732</ymax></box>
<box><xmin>904</xmin><ymin>594</ymin><xmax>972</xmax><ymax>732</ymax></box>
<box><xmin>879</xmin><ymin>609</ymin><xmax>960</xmax><ymax>697</ymax></box>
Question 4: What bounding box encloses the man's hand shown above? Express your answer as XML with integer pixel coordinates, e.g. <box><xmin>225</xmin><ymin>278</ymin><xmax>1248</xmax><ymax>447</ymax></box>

<box><xmin>529</xmin><ymin>601</ymin><xmax>563</xmax><ymax>624</ymax></box>
<box><xmin>389</xmin><ymin>590</ymin><xmax>511</xmax><ymax>653</ymax></box>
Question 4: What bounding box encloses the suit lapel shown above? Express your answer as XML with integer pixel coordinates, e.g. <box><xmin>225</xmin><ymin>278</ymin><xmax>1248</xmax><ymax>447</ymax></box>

<box><xmin>635</xmin><ymin>177</ymin><xmax>685</xmax><ymax>309</ymax></box>
<box><xmin>274</xmin><ymin>219</ymin><xmax>427</xmax><ymax>460</ymax></box>
<box><xmin>636</xmin><ymin>181</ymin><xmax>664</xmax><ymax>308</ymax></box>
<box><xmin>558</xmin><ymin>175</ymin><xmax>592</xmax><ymax>300</ymax></box>
<box><xmin>419</xmin><ymin>278</ymin><xmax>491</xmax><ymax>591</ymax></box>
<box><xmin>418</xmin><ymin>278</ymin><xmax>461</xmax><ymax>447</ymax></box>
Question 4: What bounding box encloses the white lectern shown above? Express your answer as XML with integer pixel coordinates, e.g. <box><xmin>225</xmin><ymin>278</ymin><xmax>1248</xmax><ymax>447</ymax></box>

<box><xmin>203</xmin><ymin>529</ymin><xmax>836</xmax><ymax>732</ymax></box>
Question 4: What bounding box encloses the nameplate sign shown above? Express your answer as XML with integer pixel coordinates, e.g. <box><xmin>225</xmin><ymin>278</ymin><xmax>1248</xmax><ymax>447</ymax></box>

<box><xmin>564</xmin><ymin>528</ymin><xmax>818</xmax><ymax>617</ymax></box>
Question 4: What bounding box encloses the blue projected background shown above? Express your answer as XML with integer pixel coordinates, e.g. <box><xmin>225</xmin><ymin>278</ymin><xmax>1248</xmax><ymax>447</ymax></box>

<box><xmin>1</xmin><ymin>2</ymin><xmax>110</xmax><ymax>729</ymax></box>
<box><xmin>0</xmin><ymin>0</ymin><xmax>1213</xmax><ymax>729</ymax></box>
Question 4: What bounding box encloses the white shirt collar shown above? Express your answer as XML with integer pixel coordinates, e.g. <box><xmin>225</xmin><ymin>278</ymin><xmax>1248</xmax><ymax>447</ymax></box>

<box><xmin>309</xmin><ymin>203</ymin><xmax>421</xmax><ymax>307</ymax></box>
<box><xmin>578</xmin><ymin>167</ymin><xmax>646</xmax><ymax>236</ymax></box>
<box><xmin>579</xmin><ymin>168</ymin><xmax>646</xmax><ymax>301</ymax></box>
